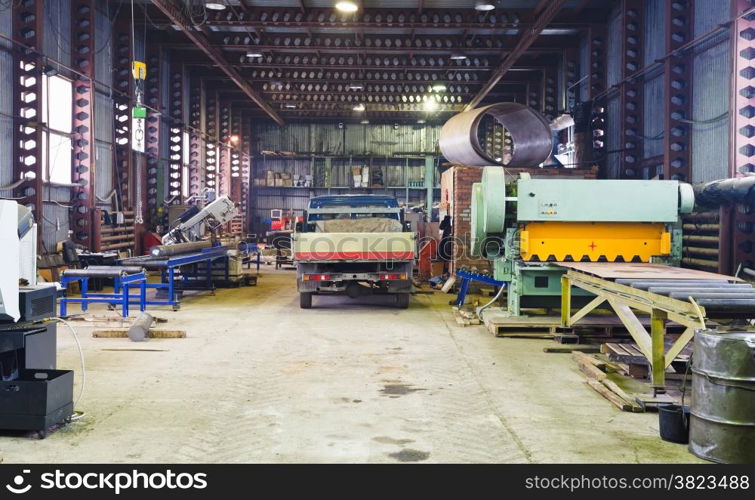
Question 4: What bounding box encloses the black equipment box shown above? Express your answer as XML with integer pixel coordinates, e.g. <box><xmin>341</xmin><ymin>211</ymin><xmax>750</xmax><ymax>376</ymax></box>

<box><xmin>18</xmin><ymin>286</ymin><xmax>57</xmax><ymax>322</ymax></box>
<box><xmin>0</xmin><ymin>369</ymin><xmax>74</xmax><ymax>431</ymax></box>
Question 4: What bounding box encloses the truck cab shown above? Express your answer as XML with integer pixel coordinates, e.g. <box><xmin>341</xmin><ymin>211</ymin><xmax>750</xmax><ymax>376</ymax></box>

<box><xmin>292</xmin><ymin>195</ymin><xmax>416</xmax><ymax>309</ymax></box>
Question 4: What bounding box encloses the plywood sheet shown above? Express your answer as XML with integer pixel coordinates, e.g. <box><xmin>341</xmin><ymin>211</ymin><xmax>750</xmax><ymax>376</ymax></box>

<box><xmin>556</xmin><ymin>262</ymin><xmax>738</xmax><ymax>281</ymax></box>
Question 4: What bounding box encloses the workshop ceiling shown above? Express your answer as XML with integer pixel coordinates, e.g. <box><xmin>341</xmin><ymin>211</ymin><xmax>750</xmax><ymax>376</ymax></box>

<box><xmin>144</xmin><ymin>0</ymin><xmax>610</xmax><ymax>123</ymax></box>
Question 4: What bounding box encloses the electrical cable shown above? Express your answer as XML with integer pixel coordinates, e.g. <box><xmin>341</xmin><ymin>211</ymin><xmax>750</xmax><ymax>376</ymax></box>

<box><xmin>52</xmin><ymin>318</ymin><xmax>87</xmax><ymax>414</ymax></box>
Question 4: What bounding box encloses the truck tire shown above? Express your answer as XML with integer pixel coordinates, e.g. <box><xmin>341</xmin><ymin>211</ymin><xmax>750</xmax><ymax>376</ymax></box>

<box><xmin>300</xmin><ymin>292</ymin><xmax>313</xmax><ymax>309</ymax></box>
<box><xmin>396</xmin><ymin>293</ymin><xmax>409</xmax><ymax>309</ymax></box>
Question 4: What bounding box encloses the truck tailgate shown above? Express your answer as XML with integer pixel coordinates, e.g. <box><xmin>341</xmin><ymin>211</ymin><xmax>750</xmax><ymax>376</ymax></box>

<box><xmin>292</xmin><ymin>232</ymin><xmax>416</xmax><ymax>262</ymax></box>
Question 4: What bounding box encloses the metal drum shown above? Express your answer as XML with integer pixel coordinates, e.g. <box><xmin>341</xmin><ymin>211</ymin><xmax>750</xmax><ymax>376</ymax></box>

<box><xmin>689</xmin><ymin>329</ymin><xmax>755</xmax><ymax>463</ymax></box>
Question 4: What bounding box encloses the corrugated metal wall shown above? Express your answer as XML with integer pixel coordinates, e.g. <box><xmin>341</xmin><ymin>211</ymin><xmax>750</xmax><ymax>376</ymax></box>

<box><xmin>690</xmin><ymin>1</ymin><xmax>731</xmax><ymax>182</ymax></box>
<box><xmin>606</xmin><ymin>7</ymin><xmax>623</xmax><ymax>89</ymax></box>
<box><xmin>642</xmin><ymin>0</ymin><xmax>665</xmax><ymax>161</ymax></box>
<box><xmin>44</xmin><ymin>0</ymin><xmax>71</xmax><ymax>68</ymax></box>
<box><xmin>94</xmin><ymin>3</ymin><xmax>112</xmax><ymax>90</ymax></box>
<box><xmin>252</xmin><ymin>122</ymin><xmax>441</xmax><ymax>156</ymax></box>
<box><xmin>0</xmin><ymin>7</ymin><xmax>13</xmax><ymax>196</ymax></box>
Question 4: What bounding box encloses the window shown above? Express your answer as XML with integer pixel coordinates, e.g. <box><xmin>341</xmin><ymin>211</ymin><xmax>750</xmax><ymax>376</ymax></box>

<box><xmin>41</xmin><ymin>75</ymin><xmax>73</xmax><ymax>184</ymax></box>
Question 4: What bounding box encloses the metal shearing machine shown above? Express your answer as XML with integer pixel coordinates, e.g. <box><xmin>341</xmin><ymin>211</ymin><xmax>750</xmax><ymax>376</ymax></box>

<box><xmin>439</xmin><ymin>103</ymin><xmax>755</xmax><ymax>389</ymax></box>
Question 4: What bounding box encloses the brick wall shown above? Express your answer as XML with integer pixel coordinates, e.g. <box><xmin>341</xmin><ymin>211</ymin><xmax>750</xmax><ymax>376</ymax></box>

<box><xmin>447</xmin><ymin>166</ymin><xmax>491</xmax><ymax>274</ymax></box>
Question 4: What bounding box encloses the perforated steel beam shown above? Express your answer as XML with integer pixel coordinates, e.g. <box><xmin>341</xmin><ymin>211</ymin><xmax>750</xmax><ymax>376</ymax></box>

<box><xmin>663</xmin><ymin>0</ymin><xmax>694</xmax><ymax>182</ymax></box>
<box><xmin>150</xmin><ymin>0</ymin><xmax>284</xmax><ymax>126</ymax></box>
<box><xmin>70</xmin><ymin>0</ymin><xmax>96</xmax><ymax>248</ymax></box>
<box><xmin>12</xmin><ymin>0</ymin><xmax>45</xmax><ymax>247</ymax></box>
<box><xmin>144</xmin><ymin>46</ymin><xmax>162</xmax><ymax>228</ymax></box>
<box><xmin>619</xmin><ymin>0</ymin><xmax>645</xmax><ymax>179</ymax></box>
<box><xmin>731</xmin><ymin>0</ymin><xmax>755</xmax><ymax>272</ymax></box>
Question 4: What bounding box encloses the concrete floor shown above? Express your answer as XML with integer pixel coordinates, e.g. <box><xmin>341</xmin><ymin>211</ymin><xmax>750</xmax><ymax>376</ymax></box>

<box><xmin>0</xmin><ymin>269</ymin><xmax>702</xmax><ymax>463</ymax></box>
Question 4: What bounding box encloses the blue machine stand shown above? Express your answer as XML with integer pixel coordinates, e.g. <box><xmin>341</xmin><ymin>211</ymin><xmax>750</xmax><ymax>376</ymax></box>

<box><xmin>120</xmin><ymin>246</ymin><xmax>230</xmax><ymax>310</ymax></box>
<box><xmin>454</xmin><ymin>270</ymin><xmax>505</xmax><ymax>307</ymax></box>
<box><xmin>60</xmin><ymin>269</ymin><xmax>147</xmax><ymax>318</ymax></box>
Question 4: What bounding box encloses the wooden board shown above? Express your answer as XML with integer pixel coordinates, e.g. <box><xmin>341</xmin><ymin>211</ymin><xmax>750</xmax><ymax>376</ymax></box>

<box><xmin>556</xmin><ymin>262</ymin><xmax>738</xmax><ymax>281</ymax></box>
<box><xmin>93</xmin><ymin>329</ymin><xmax>186</xmax><ymax>339</ymax></box>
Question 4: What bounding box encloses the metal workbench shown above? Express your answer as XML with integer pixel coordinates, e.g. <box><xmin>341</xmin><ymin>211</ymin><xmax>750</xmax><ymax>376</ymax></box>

<box><xmin>558</xmin><ymin>262</ymin><xmax>755</xmax><ymax>390</ymax></box>
<box><xmin>120</xmin><ymin>246</ymin><xmax>230</xmax><ymax>310</ymax></box>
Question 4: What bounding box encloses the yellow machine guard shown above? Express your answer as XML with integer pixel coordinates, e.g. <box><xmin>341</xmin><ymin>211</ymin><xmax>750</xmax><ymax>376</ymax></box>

<box><xmin>520</xmin><ymin>222</ymin><xmax>671</xmax><ymax>262</ymax></box>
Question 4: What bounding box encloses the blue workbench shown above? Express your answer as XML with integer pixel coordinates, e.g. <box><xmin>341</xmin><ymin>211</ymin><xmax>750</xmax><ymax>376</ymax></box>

<box><xmin>120</xmin><ymin>246</ymin><xmax>230</xmax><ymax>310</ymax></box>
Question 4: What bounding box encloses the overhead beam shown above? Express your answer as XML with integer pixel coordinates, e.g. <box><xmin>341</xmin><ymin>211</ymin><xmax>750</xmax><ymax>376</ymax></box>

<box><xmin>465</xmin><ymin>0</ymin><xmax>568</xmax><ymax>110</ymax></box>
<box><xmin>150</xmin><ymin>0</ymin><xmax>284</xmax><ymax>126</ymax></box>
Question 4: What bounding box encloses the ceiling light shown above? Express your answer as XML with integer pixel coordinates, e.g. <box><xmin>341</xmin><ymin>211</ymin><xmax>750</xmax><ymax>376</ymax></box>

<box><xmin>205</xmin><ymin>2</ymin><xmax>226</xmax><ymax>11</ymax></box>
<box><xmin>353</xmin><ymin>103</ymin><xmax>365</xmax><ymax>112</ymax></box>
<box><xmin>348</xmin><ymin>83</ymin><xmax>364</xmax><ymax>91</ymax></box>
<box><xmin>423</xmin><ymin>99</ymin><xmax>438</xmax><ymax>112</ymax></box>
<box><xmin>335</xmin><ymin>1</ymin><xmax>359</xmax><ymax>13</ymax></box>
<box><xmin>474</xmin><ymin>1</ymin><xmax>496</xmax><ymax>11</ymax></box>
<box><xmin>449</xmin><ymin>53</ymin><xmax>468</xmax><ymax>60</ymax></box>
<box><xmin>417</xmin><ymin>119</ymin><xmax>426</xmax><ymax>124</ymax></box>
<box><xmin>229</xmin><ymin>134</ymin><xmax>240</xmax><ymax>144</ymax></box>
<box><xmin>285</xmin><ymin>103</ymin><xmax>297</xmax><ymax>109</ymax></box>
<box><xmin>246</xmin><ymin>51</ymin><xmax>263</xmax><ymax>58</ymax></box>
<box><xmin>431</xmin><ymin>84</ymin><xmax>447</xmax><ymax>92</ymax></box>
<box><xmin>360</xmin><ymin>119</ymin><xmax>370</xmax><ymax>124</ymax></box>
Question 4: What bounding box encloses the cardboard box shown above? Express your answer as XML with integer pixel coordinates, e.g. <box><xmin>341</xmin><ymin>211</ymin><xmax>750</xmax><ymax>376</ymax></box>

<box><xmin>431</xmin><ymin>261</ymin><xmax>445</xmax><ymax>277</ymax></box>
<box><xmin>283</xmin><ymin>179</ymin><xmax>293</xmax><ymax>187</ymax></box>
<box><xmin>274</xmin><ymin>178</ymin><xmax>285</xmax><ymax>187</ymax></box>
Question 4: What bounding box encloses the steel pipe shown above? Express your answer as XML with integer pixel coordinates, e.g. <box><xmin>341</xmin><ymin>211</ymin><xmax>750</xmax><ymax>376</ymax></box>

<box><xmin>616</xmin><ymin>279</ymin><xmax>731</xmax><ymax>288</ymax></box>
<box><xmin>439</xmin><ymin>102</ymin><xmax>552</xmax><ymax>167</ymax></box>
<box><xmin>128</xmin><ymin>312</ymin><xmax>154</xmax><ymax>342</ymax></box>
<box><xmin>648</xmin><ymin>285</ymin><xmax>753</xmax><ymax>295</ymax></box>
<box><xmin>669</xmin><ymin>292</ymin><xmax>755</xmax><ymax>300</ymax></box>
<box><xmin>63</xmin><ymin>267</ymin><xmax>146</xmax><ymax>278</ymax></box>
<box><xmin>150</xmin><ymin>240</ymin><xmax>212</xmax><ymax>257</ymax></box>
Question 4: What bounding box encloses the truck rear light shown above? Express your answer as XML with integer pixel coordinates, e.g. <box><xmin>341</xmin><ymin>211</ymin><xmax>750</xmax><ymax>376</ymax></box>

<box><xmin>303</xmin><ymin>274</ymin><xmax>331</xmax><ymax>281</ymax></box>
<box><xmin>379</xmin><ymin>273</ymin><xmax>407</xmax><ymax>280</ymax></box>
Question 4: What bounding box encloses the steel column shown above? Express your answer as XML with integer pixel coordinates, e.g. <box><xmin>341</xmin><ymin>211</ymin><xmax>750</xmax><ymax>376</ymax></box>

<box><xmin>204</xmin><ymin>88</ymin><xmax>219</xmax><ymax>193</ymax></box>
<box><xmin>70</xmin><ymin>0</ymin><xmax>96</xmax><ymax>248</ymax></box>
<box><xmin>218</xmin><ymin>102</ymin><xmax>231</xmax><ymax>198</ymax></box>
<box><xmin>112</xmin><ymin>17</ymin><xmax>134</xmax><ymax>216</ymax></box>
<box><xmin>188</xmin><ymin>76</ymin><xmax>205</xmax><ymax>200</ymax></box>
<box><xmin>167</xmin><ymin>60</ymin><xmax>184</xmax><ymax>205</ymax></box>
<box><xmin>12</xmin><ymin>0</ymin><xmax>45</xmax><ymax>247</ymax></box>
<box><xmin>240</xmin><ymin>117</ymin><xmax>252</xmax><ymax>232</ymax></box>
<box><xmin>145</xmin><ymin>46</ymin><xmax>162</xmax><ymax>228</ymax></box>
<box><xmin>663</xmin><ymin>0</ymin><xmax>694</xmax><ymax>182</ymax></box>
<box><xmin>542</xmin><ymin>65</ymin><xmax>558</xmax><ymax>120</ymax></box>
<box><xmin>619</xmin><ymin>0</ymin><xmax>645</xmax><ymax>179</ymax></box>
<box><xmin>731</xmin><ymin>0</ymin><xmax>755</xmax><ymax>272</ymax></box>
<box><xmin>587</xmin><ymin>25</ymin><xmax>608</xmax><ymax>176</ymax></box>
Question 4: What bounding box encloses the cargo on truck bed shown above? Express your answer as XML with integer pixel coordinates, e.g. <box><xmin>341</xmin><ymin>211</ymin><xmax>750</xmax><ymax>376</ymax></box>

<box><xmin>292</xmin><ymin>195</ymin><xmax>416</xmax><ymax>309</ymax></box>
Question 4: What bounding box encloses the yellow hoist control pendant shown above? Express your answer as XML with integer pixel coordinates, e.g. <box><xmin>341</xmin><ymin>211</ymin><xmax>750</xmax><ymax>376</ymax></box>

<box><xmin>131</xmin><ymin>61</ymin><xmax>147</xmax><ymax>81</ymax></box>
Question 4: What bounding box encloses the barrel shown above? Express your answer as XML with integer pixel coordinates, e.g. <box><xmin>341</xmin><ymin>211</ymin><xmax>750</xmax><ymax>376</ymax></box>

<box><xmin>689</xmin><ymin>329</ymin><xmax>755</xmax><ymax>463</ymax></box>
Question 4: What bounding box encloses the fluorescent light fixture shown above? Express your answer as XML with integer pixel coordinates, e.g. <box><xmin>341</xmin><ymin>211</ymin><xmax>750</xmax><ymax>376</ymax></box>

<box><xmin>431</xmin><ymin>84</ymin><xmax>447</xmax><ymax>92</ymax></box>
<box><xmin>449</xmin><ymin>53</ymin><xmax>468</xmax><ymax>60</ymax></box>
<box><xmin>335</xmin><ymin>1</ymin><xmax>359</xmax><ymax>13</ymax></box>
<box><xmin>360</xmin><ymin>119</ymin><xmax>370</xmax><ymax>124</ymax></box>
<box><xmin>246</xmin><ymin>51</ymin><xmax>264</xmax><ymax>58</ymax></box>
<box><xmin>423</xmin><ymin>99</ymin><xmax>438</xmax><ymax>111</ymax></box>
<box><xmin>284</xmin><ymin>103</ymin><xmax>297</xmax><ymax>109</ymax></box>
<box><xmin>205</xmin><ymin>2</ymin><xmax>226</xmax><ymax>11</ymax></box>
<box><xmin>474</xmin><ymin>1</ymin><xmax>496</xmax><ymax>11</ymax></box>
<box><xmin>417</xmin><ymin>119</ymin><xmax>426</xmax><ymax>124</ymax></box>
<box><xmin>353</xmin><ymin>103</ymin><xmax>366</xmax><ymax>111</ymax></box>
<box><xmin>348</xmin><ymin>83</ymin><xmax>364</xmax><ymax>90</ymax></box>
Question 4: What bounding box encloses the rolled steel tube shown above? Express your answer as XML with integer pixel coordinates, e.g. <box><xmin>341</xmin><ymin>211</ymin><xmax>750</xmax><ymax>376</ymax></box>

<box><xmin>683</xmin><ymin>246</ymin><xmax>720</xmax><ymax>257</ymax></box>
<box><xmin>682</xmin><ymin>235</ymin><xmax>720</xmax><ymax>244</ymax></box>
<box><xmin>128</xmin><ymin>312</ymin><xmax>154</xmax><ymax>342</ymax></box>
<box><xmin>63</xmin><ymin>267</ymin><xmax>145</xmax><ymax>278</ymax></box>
<box><xmin>648</xmin><ymin>285</ymin><xmax>753</xmax><ymax>295</ymax></box>
<box><xmin>150</xmin><ymin>240</ymin><xmax>212</xmax><ymax>257</ymax></box>
<box><xmin>85</xmin><ymin>265</ymin><xmax>145</xmax><ymax>275</ymax></box>
<box><xmin>693</xmin><ymin>176</ymin><xmax>755</xmax><ymax>208</ymax></box>
<box><xmin>694</xmin><ymin>299</ymin><xmax>755</xmax><ymax>310</ymax></box>
<box><xmin>681</xmin><ymin>257</ymin><xmax>720</xmax><ymax>269</ymax></box>
<box><xmin>669</xmin><ymin>292</ymin><xmax>755</xmax><ymax>300</ymax></box>
<box><xmin>439</xmin><ymin>102</ymin><xmax>553</xmax><ymax>167</ymax></box>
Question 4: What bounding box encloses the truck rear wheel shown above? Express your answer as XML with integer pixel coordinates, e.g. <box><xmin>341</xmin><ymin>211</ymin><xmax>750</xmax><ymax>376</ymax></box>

<box><xmin>396</xmin><ymin>293</ymin><xmax>409</xmax><ymax>309</ymax></box>
<box><xmin>300</xmin><ymin>292</ymin><xmax>313</xmax><ymax>309</ymax></box>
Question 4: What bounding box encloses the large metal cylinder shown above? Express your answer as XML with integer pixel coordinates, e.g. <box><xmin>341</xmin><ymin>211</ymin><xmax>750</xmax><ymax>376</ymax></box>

<box><xmin>689</xmin><ymin>329</ymin><xmax>755</xmax><ymax>463</ymax></box>
<box><xmin>693</xmin><ymin>176</ymin><xmax>755</xmax><ymax>208</ymax></box>
<box><xmin>150</xmin><ymin>240</ymin><xmax>212</xmax><ymax>257</ymax></box>
<box><xmin>439</xmin><ymin>103</ymin><xmax>553</xmax><ymax>167</ymax></box>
